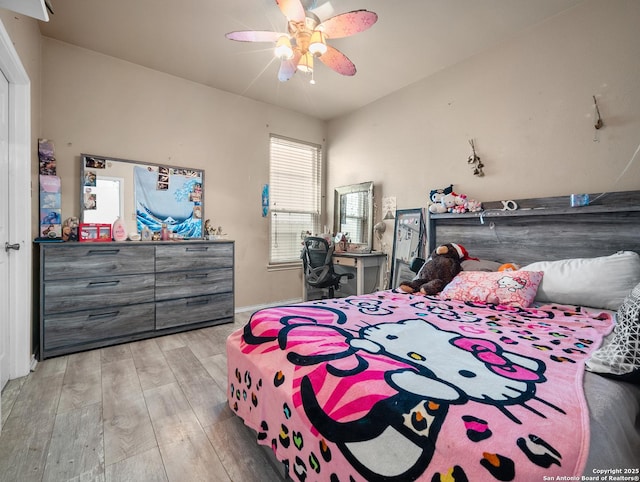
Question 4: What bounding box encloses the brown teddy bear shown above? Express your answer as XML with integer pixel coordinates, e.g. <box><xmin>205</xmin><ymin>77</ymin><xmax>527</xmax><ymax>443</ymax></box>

<box><xmin>399</xmin><ymin>243</ymin><xmax>471</xmax><ymax>295</ymax></box>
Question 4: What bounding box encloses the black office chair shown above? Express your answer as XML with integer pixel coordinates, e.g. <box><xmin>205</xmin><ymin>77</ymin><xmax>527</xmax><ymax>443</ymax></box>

<box><xmin>409</xmin><ymin>257</ymin><xmax>426</xmax><ymax>274</ymax></box>
<box><xmin>301</xmin><ymin>237</ymin><xmax>354</xmax><ymax>299</ymax></box>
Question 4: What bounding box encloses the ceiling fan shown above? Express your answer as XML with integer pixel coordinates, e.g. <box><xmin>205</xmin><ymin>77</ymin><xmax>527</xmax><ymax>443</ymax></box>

<box><xmin>225</xmin><ymin>0</ymin><xmax>377</xmax><ymax>83</ymax></box>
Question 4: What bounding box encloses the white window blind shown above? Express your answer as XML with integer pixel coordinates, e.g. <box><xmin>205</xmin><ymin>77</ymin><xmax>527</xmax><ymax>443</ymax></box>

<box><xmin>269</xmin><ymin>135</ymin><xmax>322</xmax><ymax>264</ymax></box>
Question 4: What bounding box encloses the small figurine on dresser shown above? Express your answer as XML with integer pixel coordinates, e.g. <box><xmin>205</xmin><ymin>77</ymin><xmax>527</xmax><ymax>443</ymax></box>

<box><xmin>204</xmin><ymin>219</ymin><xmax>223</xmax><ymax>239</ymax></box>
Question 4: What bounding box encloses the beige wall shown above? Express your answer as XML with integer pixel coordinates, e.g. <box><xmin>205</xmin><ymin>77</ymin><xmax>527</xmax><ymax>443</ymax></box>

<box><xmin>0</xmin><ymin>11</ymin><xmax>42</xmax><ymax>231</ymax></box>
<box><xmin>327</xmin><ymin>0</ymin><xmax>640</xmax><ymax>259</ymax></box>
<box><xmin>40</xmin><ymin>39</ymin><xmax>327</xmax><ymax>309</ymax></box>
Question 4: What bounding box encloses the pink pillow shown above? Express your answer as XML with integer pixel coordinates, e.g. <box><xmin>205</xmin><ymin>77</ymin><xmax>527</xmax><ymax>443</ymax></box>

<box><xmin>439</xmin><ymin>270</ymin><xmax>544</xmax><ymax>307</ymax></box>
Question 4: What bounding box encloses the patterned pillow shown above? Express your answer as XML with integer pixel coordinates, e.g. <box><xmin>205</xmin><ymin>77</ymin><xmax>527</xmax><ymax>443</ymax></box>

<box><xmin>439</xmin><ymin>270</ymin><xmax>543</xmax><ymax>308</ymax></box>
<box><xmin>586</xmin><ymin>283</ymin><xmax>640</xmax><ymax>384</ymax></box>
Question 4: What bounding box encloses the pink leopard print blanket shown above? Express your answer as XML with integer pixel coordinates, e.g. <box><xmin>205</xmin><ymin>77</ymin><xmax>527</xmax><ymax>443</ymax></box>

<box><xmin>226</xmin><ymin>290</ymin><xmax>613</xmax><ymax>482</ymax></box>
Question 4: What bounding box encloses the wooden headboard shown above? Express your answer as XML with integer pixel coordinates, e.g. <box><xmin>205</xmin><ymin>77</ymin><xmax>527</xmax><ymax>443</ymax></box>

<box><xmin>428</xmin><ymin>190</ymin><xmax>640</xmax><ymax>266</ymax></box>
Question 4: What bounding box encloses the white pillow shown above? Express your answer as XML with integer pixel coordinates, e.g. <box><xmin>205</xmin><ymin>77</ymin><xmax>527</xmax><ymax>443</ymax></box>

<box><xmin>523</xmin><ymin>251</ymin><xmax>640</xmax><ymax>310</ymax></box>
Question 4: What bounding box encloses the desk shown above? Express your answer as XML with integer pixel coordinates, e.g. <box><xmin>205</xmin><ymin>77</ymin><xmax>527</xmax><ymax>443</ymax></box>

<box><xmin>332</xmin><ymin>251</ymin><xmax>386</xmax><ymax>296</ymax></box>
<box><xmin>302</xmin><ymin>251</ymin><xmax>386</xmax><ymax>301</ymax></box>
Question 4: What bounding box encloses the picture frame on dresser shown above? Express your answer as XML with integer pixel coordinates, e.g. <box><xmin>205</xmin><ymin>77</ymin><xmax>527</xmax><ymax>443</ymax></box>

<box><xmin>78</xmin><ymin>223</ymin><xmax>111</xmax><ymax>242</ymax></box>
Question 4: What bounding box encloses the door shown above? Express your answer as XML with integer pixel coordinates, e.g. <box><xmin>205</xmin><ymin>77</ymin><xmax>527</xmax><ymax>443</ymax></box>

<box><xmin>0</xmin><ymin>18</ymin><xmax>33</xmax><ymax>433</ymax></box>
<box><xmin>0</xmin><ymin>70</ymin><xmax>9</xmax><ymax>398</ymax></box>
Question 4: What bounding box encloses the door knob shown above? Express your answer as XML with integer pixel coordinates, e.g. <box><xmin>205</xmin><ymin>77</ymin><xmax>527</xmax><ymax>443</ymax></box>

<box><xmin>5</xmin><ymin>242</ymin><xmax>20</xmax><ymax>252</ymax></box>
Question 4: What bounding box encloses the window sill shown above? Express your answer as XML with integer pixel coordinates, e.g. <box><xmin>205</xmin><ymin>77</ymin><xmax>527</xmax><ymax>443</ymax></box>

<box><xmin>267</xmin><ymin>261</ymin><xmax>302</xmax><ymax>271</ymax></box>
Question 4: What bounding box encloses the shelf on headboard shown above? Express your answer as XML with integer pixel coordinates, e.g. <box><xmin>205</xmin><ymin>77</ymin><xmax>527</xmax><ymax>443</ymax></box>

<box><xmin>431</xmin><ymin>203</ymin><xmax>640</xmax><ymax>220</ymax></box>
<box><xmin>427</xmin><ymin>190</ymin><xmax>640</xmax><ymax>265</ymax></box>
<box><xmin>429</xmin><ymin>190</ymin><xmax>640</xmax><ymax>221</ymax></box>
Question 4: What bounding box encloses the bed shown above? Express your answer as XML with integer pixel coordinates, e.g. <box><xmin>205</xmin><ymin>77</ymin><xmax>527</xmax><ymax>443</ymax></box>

<box><xmin>227</xmin><ymin>190</ymin><xmax>640</xmax><ymax>481</ymax></box>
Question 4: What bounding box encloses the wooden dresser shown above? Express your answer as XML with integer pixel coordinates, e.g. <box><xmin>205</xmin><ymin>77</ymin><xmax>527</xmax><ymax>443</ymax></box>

<box><xmin>37</xmin><ymin>240</ymin><xmax>234</xmax><ymax>359</ymax></box>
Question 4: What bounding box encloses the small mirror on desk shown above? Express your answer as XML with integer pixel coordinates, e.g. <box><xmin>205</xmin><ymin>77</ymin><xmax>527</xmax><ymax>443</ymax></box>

<box><xmin>334</xmin><ymin>181</ymin><xmax>374</xmax><ymax>253</ymax></box>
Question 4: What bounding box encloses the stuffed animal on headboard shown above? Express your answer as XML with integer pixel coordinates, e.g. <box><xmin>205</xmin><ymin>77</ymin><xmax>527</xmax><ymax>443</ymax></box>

<box><xmin>428</xmin><ymin>185</ymin><xmax>454</xmax><ymax>214</ymax></box>
<box><xmin>399</xmin><ymin>243</ymin><xmax>471</xmax><ymax>295</ymax></box>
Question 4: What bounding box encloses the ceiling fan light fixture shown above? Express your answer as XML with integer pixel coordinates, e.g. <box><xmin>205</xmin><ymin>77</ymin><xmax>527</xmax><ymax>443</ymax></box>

<box><xmin>308</xmin><ymin>30</ymin><xmax>327</xmax><ymax>56</ymax></box>
<box><xmin>298</xmin><ymin>51</ymin><xmax>314</xmax><ymax>73</ymax></box>
<box><xmin>275</xmin><ymin>36</ymin><xmax>294</xmax><ymax>60</ymax></box>
<box><xmin>225</xmin><ymin>1</ymin><xmax>378</xmax><ymax>81</ymax></box>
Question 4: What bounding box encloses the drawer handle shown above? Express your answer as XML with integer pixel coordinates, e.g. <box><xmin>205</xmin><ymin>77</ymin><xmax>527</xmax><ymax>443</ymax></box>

<box><xmin>185</xmin><ymin>247</ymin><xmax>209</xmax><ymax>252</ymax></box>
<box><xmin>187</xmin><ymin>299</ymin><xmax>209</xmax><ymax>306</ymax></box>
<box><xmin>88</xmin><ymin>311</ymin><xmax>120</xmax><ymax>320</ymax></box>
<box><xmin>87</xmin><ymin>280</ymin><xmax>120</xmax><ymax>288</ymax></box>
<box><xmin>186</xmin><ymin>273</ymin><xmax>209</xmax><ymax>279</ymax></box>
<box><xmin>88</xmin><ymin>249</ymin><xmax>120</xmax><ymax>255</ymax></box>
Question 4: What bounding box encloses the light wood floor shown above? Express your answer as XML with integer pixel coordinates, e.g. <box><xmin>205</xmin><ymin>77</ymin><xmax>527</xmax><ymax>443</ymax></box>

<box><xmin>0</xmin><ymin>313</ymin><xmax>287</xmax><ymax>482</ymax></box>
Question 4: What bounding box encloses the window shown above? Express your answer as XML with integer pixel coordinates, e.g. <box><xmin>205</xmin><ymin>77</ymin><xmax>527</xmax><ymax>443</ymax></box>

<box><xmin>82</xmin><ymin>177</ymin><xmax>124</xmax><ymax>225</ymax></box>
<box><xmin>339</xmin><ymin>191</ymin><xmax>368</xmax><ymax>242</ymax></box>
<box><xmin>269</xmin><ymin>135</ymin><xmax>322</xmax><ymax>264</ymax></box>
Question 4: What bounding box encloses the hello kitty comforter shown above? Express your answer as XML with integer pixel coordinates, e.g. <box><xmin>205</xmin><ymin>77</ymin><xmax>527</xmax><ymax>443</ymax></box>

<box><xmin>226</xmin><ymin>290</ymin><xmax>614</xmax><ymax>482</ymax></box>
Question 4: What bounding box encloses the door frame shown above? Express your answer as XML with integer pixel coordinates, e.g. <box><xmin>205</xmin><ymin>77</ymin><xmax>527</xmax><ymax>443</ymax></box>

<box><xmin>0</xmin><ymin>18</ymin><xmax>33</xmax><ymax>382</ymax></box>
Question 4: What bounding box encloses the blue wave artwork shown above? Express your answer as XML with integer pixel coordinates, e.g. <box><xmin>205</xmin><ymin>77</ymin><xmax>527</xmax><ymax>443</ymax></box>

<box><xmin>134</xmin><ymin>166</ymin><xmax>202</xmax><ymax>238</ymax></box>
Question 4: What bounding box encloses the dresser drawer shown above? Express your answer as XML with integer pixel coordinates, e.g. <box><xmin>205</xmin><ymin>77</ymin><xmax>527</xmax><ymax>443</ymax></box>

<box><xmin>155</xmin><ymin>293</ymin><xmax>234</xmax><ymax>329</ymax></box>
<box><xmin>155</xmin><ymin>268</ymin><xmax>233</xmax><ymax>301</ymax></box>
<box><xmin>44</xmin><ymin>274</ymin><xmax>155</xmax><ymax>314</ymax></box>
<box><xmin>44</xmin><ymin>303</ymin><xmax>155</xmax><ymax>351</ymax></box>
<box><xmin>43</xmin><ymin>244</ymin><xmax>155</xmax><ymax>280</ymax></box>
<box><xmin>155</xmin><ymin>243</ymin><xmax>233</xmax><ymax>272</ymax></box>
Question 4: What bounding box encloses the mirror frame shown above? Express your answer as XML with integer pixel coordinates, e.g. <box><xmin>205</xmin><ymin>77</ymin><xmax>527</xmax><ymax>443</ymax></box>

<box><xmin>80</xmin><ymin>153</ymin><xmax>205</xmax><ymax>239</ymax></box>
<box><xmin>388</xmin><ymin>208</ymin><xmax>426</xmax><ymax>289</ymax></box>
<box><xmin>333</xmin><ymin>181</ymin><xmax>374</xmax><ymax>251</ymax></box>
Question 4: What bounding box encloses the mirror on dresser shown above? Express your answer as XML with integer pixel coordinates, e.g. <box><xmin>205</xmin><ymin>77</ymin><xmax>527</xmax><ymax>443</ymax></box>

<box><xmin>333</xmin><ymin>181</ymin><xmax>374</xmax><ymax>252</ymax></box>
<box><xmin>80</xmin><ymin>153</ymin><xmax>204</xmax><ymax>238</ymax></box>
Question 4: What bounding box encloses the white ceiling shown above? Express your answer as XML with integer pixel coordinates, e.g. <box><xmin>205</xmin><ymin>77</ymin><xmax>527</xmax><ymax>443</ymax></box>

<box><xmin>37</xmin><ymin>0</ymin><xmax>584</xmax><ymax>121</ymax></box>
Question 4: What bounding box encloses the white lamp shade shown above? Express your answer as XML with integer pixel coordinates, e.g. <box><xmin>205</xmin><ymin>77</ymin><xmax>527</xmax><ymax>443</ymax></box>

<box><xmin>274</xmin><ymin>36</ymin><xmax>294</xmax><ymax>60</ymax></box>
<box><xmin>298</xmin><ymin>52</ymin><xmax>314</xmax><ymax>73</ymax></box>
<box><xmin>308</xmin><ymin>30</ymin><xmax>327</xmax><ymax>56</ymax></box>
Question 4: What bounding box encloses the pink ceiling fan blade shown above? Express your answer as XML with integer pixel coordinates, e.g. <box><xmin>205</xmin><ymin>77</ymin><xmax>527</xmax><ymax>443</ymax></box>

<box><xmin>319</xmin><ymin>45</ymin><xmax>356</xmax><ymax>76</ymax></box>
<box><xmin>278</xmin><ymin>51</ymin><xmax>302</xmax><ymax>81</ymax></box>
<box><xmin>226</xmin><ymin>31</ymin><xmax>283</xmax><ymax>43</ymax></box>
<box><xmin>319</xmin><ymin>10</ymin><xmax>378</xmax><ymax>39</ymax></box>
<box><xmin>276</xmin><ymin>0</ymin><xmax>305</xmax><ymax>22</ymax></box>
